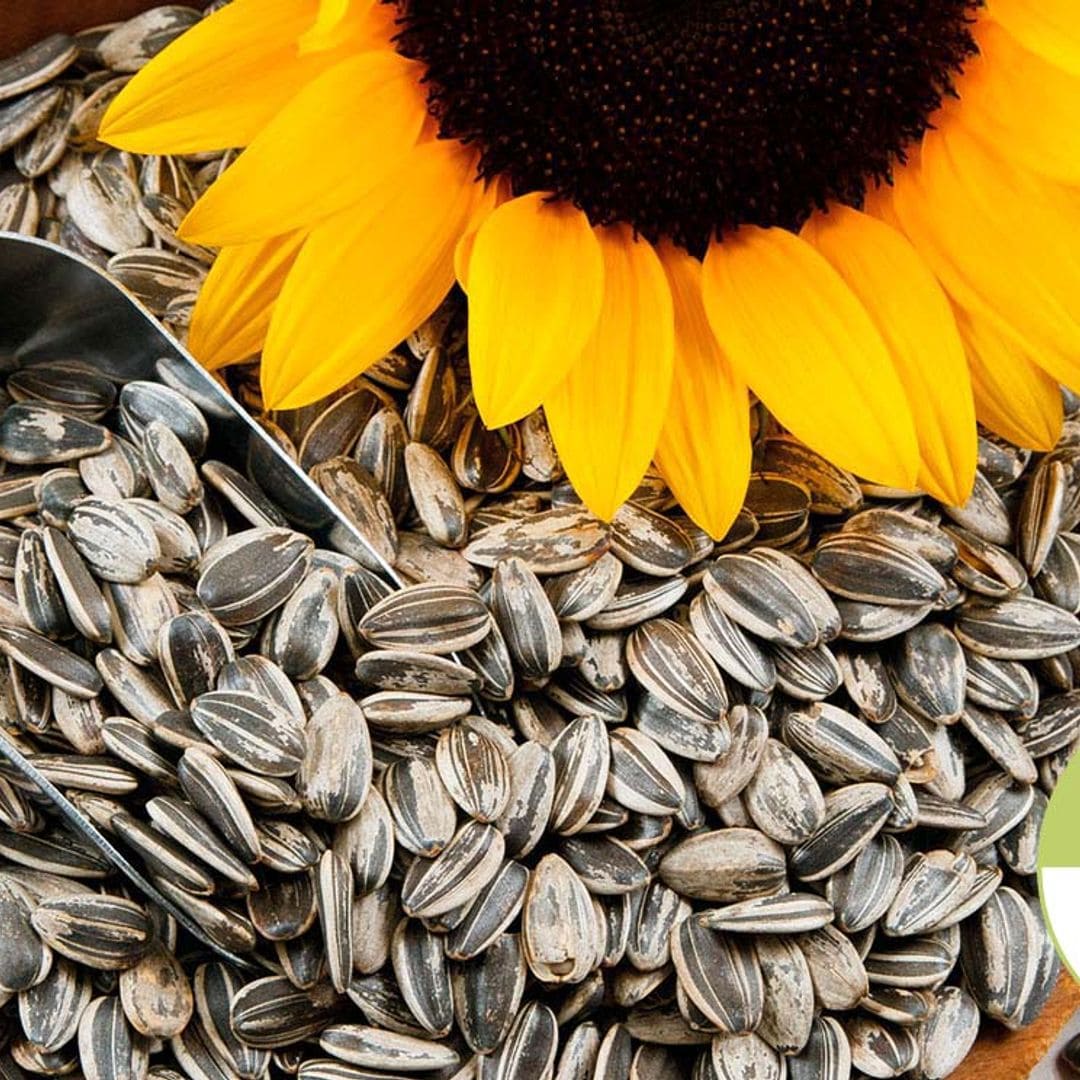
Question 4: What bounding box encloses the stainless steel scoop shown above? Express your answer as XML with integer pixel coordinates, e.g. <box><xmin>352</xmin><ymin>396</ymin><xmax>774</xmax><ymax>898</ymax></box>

<box><xmin>0</xmin><ymin>231</ymin><xmax>402</xmax><ymax>968</ymax></box>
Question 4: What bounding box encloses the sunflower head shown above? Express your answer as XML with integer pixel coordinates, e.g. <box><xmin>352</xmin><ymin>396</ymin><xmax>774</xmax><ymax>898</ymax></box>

<box><xmin>100</xmin><ymin>0</ymin><xmax>1078</xmax><ymax>537</ymax></box>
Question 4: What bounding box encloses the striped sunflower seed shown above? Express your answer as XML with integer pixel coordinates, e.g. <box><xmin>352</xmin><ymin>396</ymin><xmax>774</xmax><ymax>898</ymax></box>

<box><xmin>190</xmin><ymin>689</ymin><xmax>305</xmax><ymax>777</ymax></box>
<box><xmin>359</xmin><ymin>582</ymin><xmax>491</xmax><ymax>654</ymax></box>
<box><xmin>31</xmin><ymin>894</ymin><xmax>152</xmax><ymax>970</ymax></box>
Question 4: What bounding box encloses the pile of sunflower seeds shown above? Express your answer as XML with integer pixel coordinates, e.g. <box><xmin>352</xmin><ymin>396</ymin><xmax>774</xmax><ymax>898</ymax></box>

<box><xmin>2</xmin><ymin>7</ymin><xmax>1080</xmax><ymax>1080</ymax></box>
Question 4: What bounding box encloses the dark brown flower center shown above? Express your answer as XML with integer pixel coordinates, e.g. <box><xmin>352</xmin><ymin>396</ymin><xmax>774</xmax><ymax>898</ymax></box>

<box><xmin>392</xmin><ymin>0</ymin><xmax>978</xmax><ymax>254</ymax></box>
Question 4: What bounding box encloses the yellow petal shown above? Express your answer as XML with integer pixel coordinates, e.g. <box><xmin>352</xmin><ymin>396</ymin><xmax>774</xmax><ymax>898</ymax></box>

<box><xmin>652</xmin><ymin>243</ymin><xmax>750</xmax><ymax>539</ymax></box>
<box><xmin>101</xmin><ymin>0</ymin><xmax>329</xmax><ymax>154</ymax></box>
<box><xmin>987</xmin><ymin>0</ymin><xmax>1080</xmax><ymax>75</ymax></box>
<box><xmin>801</xmin><ymin>206</ymin><xmax>976</xmax><ymax>506</ymax></box>
<box><xmin>954</xmin><ymin>306</ymin><xmax>1064</xmax><ymax>451</ymax></box>
<box><xmin>188</xmin><ymin>231</ymin><xmax>305</xmax><ymax>370</ymax></box>
<box><xmin>454</xmin><ymin>176</ymin><xmax>512</xmax><ymax>291</ymax></box>
<box><xmin>467</xmin><ymin>193</ymin><xmax>604</xmax><ymax>428</ymax></box>
<box><xmin>701</xmin><ymin>226</ymin><xmax>920</xmax><ymax>489</ymax></box>
<box><xmin>261</xmin><ymin>139</ymin><xmax>479</xmax><ymax>409</ymax></box>
<box><xmin>299</xmin><ymin>0</ymin><xmax>372</xmax><ymax>53</ymax></box>
<box><xmin>180</xmin><ymin>51</ymin><xmax>427</xmax><ymax>245</ymax></box>
<box><xmin>893</xmin><ymin>123</ymin><xmax>1080</xmax><ymax>390</ymax></box>
<box><xmin>543</xmin><ymin>226</ymin><xmax>675</xmax><ymax>521</ymax></box>
<box><xmin>955</xmin><ymin>19</ymin><xmax>1080</xmax><ymax>184</ymax></box>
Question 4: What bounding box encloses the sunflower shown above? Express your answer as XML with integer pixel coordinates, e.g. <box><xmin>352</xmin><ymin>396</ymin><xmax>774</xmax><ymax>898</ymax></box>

<box><xmin>100</xmin><ymin>0</ymin><xmax>1078</xmax><ymax>537</ymax></box>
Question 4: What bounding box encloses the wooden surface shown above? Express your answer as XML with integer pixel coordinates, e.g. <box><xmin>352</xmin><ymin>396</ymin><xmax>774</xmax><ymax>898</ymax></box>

<box><xmin>0</xmin><ymin>0</ymin><xmax>160</xmax><ymax>57</ymax></box>
<box><xmin>952</xmin><ymin>974</ymin><xmax>1080</xmax><ymax>1079</ymax></box>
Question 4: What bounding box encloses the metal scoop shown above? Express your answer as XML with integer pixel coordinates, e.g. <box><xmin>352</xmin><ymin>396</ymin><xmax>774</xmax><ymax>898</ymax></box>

<box><xmin>0</xmin><ymin>231</ymin><xmax>403</xmax><ymax>969</ymax></box>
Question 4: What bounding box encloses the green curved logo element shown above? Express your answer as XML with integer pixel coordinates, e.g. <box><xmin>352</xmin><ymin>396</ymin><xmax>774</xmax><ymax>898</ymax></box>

<box><xmin>1038</xmin><ymin>750</ymin><xmax>1080</xmax><ymax>984</ymax></box>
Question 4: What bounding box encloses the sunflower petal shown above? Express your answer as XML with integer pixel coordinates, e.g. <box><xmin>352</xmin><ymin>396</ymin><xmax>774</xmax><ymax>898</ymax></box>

<box><xmin>801</xmin><ymin>206</ymin><xmax>976</xmax><ymax>505</ymax></box>
<box><xmin>893</xmin><ymin>124</ymin><xmax>1080</xmax><ymax>390</ymax></box>
<box><xmin>100</xmin><ymin>0</ymin><xmax>335</xmax><ymax>154</ymax></box>
<box><xmin>987</xmin><ymin>0</ymin><xmax>1080</xmax><ymax>75</ymax></box>
<box><xmin>652</xmin><ymin>243</ymin><xmax>750</xmax><ymax>539</ymax></box>
<box><xmin>261</xmin><ymin>139</ymin><xmax>479</xmax><ymax>409</ymax></box>
<box><xmin>957</xmin><ymin>19</ymin><xmax>1080</xmax><ymax>184</ymax></box>
<box><xmin>467</xmin><ymin>193</ymin><xmax>604</xmax><ymax>428</ymax></box>
<box><xmin>701</xmin><ymin>225</ymin><xmax>920</xmax><ymax>490</ymax></box>
<box><xmin>180</xmin><ymin>51</ymin><xmax>427</xmax><ymax>245</ymax></box>
<box><xmin>299</xmin><ymin>0</ymin><xmax>371</xmax><ymax>53</ymax></box>
<box><xmin>188</xmin><ymin>231</ymin><xmax>305</xmax><ymax>371</ymax></box>
<box><xmin>544</xmin><ymin>226</ymin><xmax>675</xmax><ymax>521</ymax></box>
<box><xmin>954</xmin><ymin>306</ymin><xmax>1064</xmax><ymax>452</ymax></box>
<box><xmin>454</xmin><ymin>176</ymin><xmax>512</xmax><ymax>291</ymax></box>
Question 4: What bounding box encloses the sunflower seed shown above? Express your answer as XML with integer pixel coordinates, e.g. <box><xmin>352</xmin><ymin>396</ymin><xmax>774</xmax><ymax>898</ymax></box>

<box><xmin>177</xmin><ymin>746</ymin><xmax>261</xmax><ymax>863</ymax></box>
<box><xmin>743</xmin><ymin>738</ymin><xmax>825</xmax><ymax>845</ymax></box>
<box><xmin>755</xmin><ymin>935</ymin><xmax>814</xmax><ymax>1055</ymax></box>
<box><xmin>522</xmin><ymin>854</ymin><xmax>598</xmax><ymax>984</ymax></box>
<box><xmin>18</xmin><ymin>957</ymin><xmax>92</xmax><ymax>1051</ymax></box>
<box><xmin>659</xmin><ymin>828</ymin><xmax>786</xmax><ymax>902</ymax></box>
<box><xmin>466</xmin><ymin>507</ymin><xmax>609</xmax><ymax>573</ymax></box>
<box><xmin>955</xmin><ymin>595</ymin><xmax>1080</xmax><ymax>659</ymax></box>
<box><xmin>492</xmin><ymin>1001</ymin><xmax>558</xmax><ymax>1080</ymax></box>
<box><xmin>32</xmin><ymin>894</ymin><xmax>152</xmax><ymax>970</ymax></box>
<box><xmin>392</xmin><ymin>916</ymin><xmax>454</xmax><ymax>1035</ymax></box>
<box><xmin>359</xmin><ymin>582</ymin><xmax>490</xmax><ymax>654</ymax></box>
<box><xmin>789</xmin><ymin>782</ymin><xmax>893</xmax><ymax>881</ymax></box>
<box><xmin>0</xmin><ymin>879</ymin><xmax>51</xmax><ymax>992</ymax></box>
<box><xmin>627</xmin><ymin>618</ymin><xmax>727</xmax><ymax>724</ymax></box>
<box><xmin>77</xmin><ymin>994</ymin><xmax>150</xmax><ymax>1080</ymax></box>
<box><xmin>960</xmin><ymin>886</ymin><xmax>1047</xmax><ymax>1029</ymax></box>
<box><xmin>197</xmin><ymin>527</ymin><xmax>313</xmax><ymax>626</ymax></box>
<box><xmin>915</xmin><ymin>986</ymin><xmax>981</xmax><ymax>1080</ymax></box>
<box><xmin>705</xmin><ymin>552</ymin><xmax>818</xmax><ymax>646</ymax></box>
<box><xmin>671</xmin><ymin>919</ymin><xmax>762</xmax><ymax>1033</ymax></box>
<box><xmin>117</xmin><ymin>942</ymin><xmax>193</xmax><ymax>1039</ymax></box>
<box><xmin>550</xmin><ymin>716</ymin><xmax>611</xmax><ymax>836</ymax></box>
<box><xmin>383</xmin><ymin>755</ymin><xmax>457</xmax><ymax>857</ymax></box>
<box><xmin>698</xmin><ymin>891</ymin><xmax>833</xmax><ymax>934</ymax></box>
<box><xmin>402</xmin><ymin>820</ymin><xmax>505</xmax><ymax>918</ymax></box>
<box><xmin>0</xmin><ymin>34</ymin><xmax>78</xmax><ymax>101</ymax></box>
<box><xmin>0</xmin><ymin>403</ymin><xmax>112</xmax><ymax>465</ymax></box>
<box><xmin>453</xmin><ymin>933</ymin><xmax>527</xmax><ymax>1054</ymax></box>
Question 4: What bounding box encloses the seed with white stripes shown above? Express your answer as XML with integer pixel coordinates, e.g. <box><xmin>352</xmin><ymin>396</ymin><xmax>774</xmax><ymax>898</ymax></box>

<box><xmin>627</xmin><ymin>618</ymin><xmax>727</xmax><ymax>723</ymax></box>
<box><xmin>826</xmin><ymin>833</ymin><xmax>904</xmax><ymax>935</ymax></box>
<box><xmin>359</xmin><ymin>582</ymin><xmax>491</xmax><ymax>654</ymax></box>
<box><xmin>189</xmin><ymin>689</ymin><xmax>304</xmax><ymax>777</ymax></box>
<box><xmin>755</xmin><ymin>935</ymin><xmax>815</xmax><ymax>1055</ymax></box>
<box><xmin>383</xmin><ymin>756</ymin><xmax>457</xmax><ymax>857</ymax></box>
<box><xmin>916</xmin><ymin>987</ymin><xmax>981</xmax><ymax>1080</ymax></box>
<box><xmin>67</xmin><ymin>497</ymin><xmax>160</xmax><ymax>584</ymax></box>
<box><xmin>550</xmin><ymin>716</ymin><xmax>611</xmax><ymax>836</ymax></box>
<box><xmin>18</xmin><ymin>957</ymin><xmax>91</xmax><ymax>1051</ymax></box>
<box><xmin>31</xmin><ymin>894</ymin><xmax>152</xmax><ymax>970</ymax></box>
<box><xmin>671</xmin><ymin>918</ymin><xmax>762</xmax><ymax>1033</ymax></box>
<box><xmin>743</xmin><ymin>739</ymin><xmax>825</xmax><ymax>845</ymax></box>
<box><xmin>0</xmin><ymin>403</ymin><xmax>111</xmax><ymax>464</ymax></box>
<box><xmin>296</xmin><ymin>694</ymin><xmax>372</xmax><ymax>823</ymax></box>
<box><xmin>402</xmin><ymin>820</ymin><xmax>505</xmax><ymax>918</ymax></box>
<box><xmin>452</xmin><ymin>933</ymin><xmax>527</xmax><ymax>1054</ymax></box>
<box><xmin>197</xmin><ymin>527</ymin><xmax>313</xmax><ymax>626</ymax></box>
<box><xmin>705</xmin><ymin>552</ymin><xmax>818</xmax><ymax>647</ymax></box>
<box><xmin>789</xmin><ymin>783</ymin><xmax>893</xmax><ymax>881</ymax></box>
<box><xmin>960</xmin><ymin>886</ymin><xmax>1050</xmax><ymax>1030</ymax></box>
<box><xmin>698</xmin><ymin>892</ymin><xmax>833</xmax><ymax>935</ymax></box>
<box><xmin>436</xmin><ymin>722</ymin><xmax>511</xmax><ymax>822</ymax></box>
<box><xmin>492</xmin><ymin>556</ymin><xmax>563</xmax><ymax>679</ymax></box>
